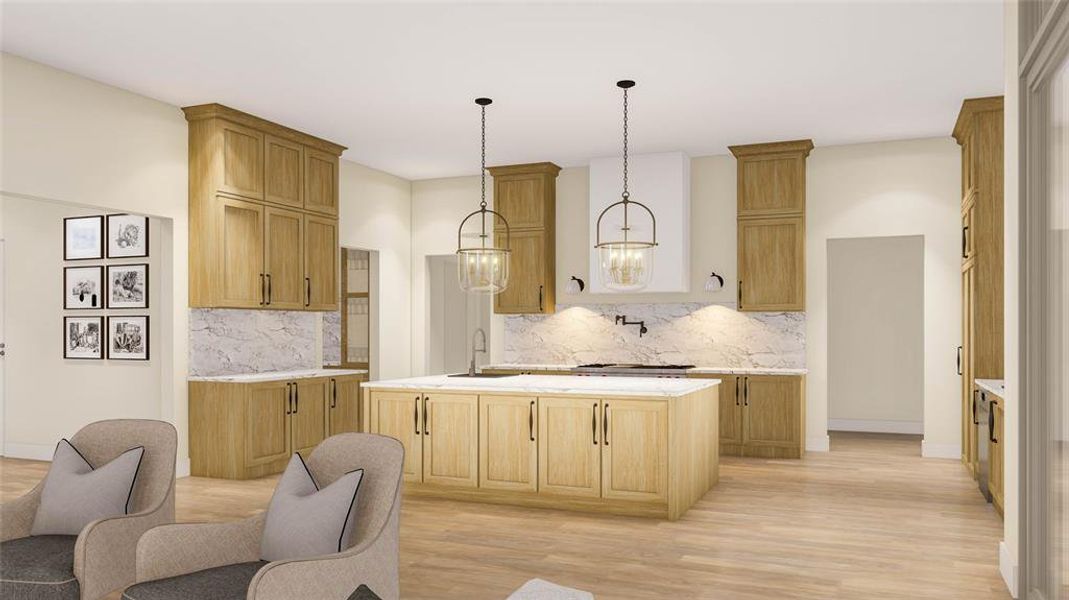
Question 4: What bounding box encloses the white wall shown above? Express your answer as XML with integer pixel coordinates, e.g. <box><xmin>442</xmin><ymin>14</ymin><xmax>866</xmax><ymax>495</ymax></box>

<box><xmin>828</xmin><ymin>235</ymin><xmax>925</xmax><ymax>433</ymax></box>
<box><xmin>807</xmin><ymin>138</ymin><xmax>962</xmax><ymax>455</ymax></box>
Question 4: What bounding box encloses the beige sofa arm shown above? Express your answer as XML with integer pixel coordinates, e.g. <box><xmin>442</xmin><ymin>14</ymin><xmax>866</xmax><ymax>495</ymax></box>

<box><xmin>135</xmin><ymin>513</ymin><xmax>265</xmax><ymax>584</ymax></box>
<box><xmin>74</xmin><ymin>486</ymin><xmax>175</xmax><ymax>600</ymax></box>
<box><xmin>0</xmin><ymin>484</ymin><xmax>42</xmax><ymax>542</ymax></box>
<box><xmin>248</xmin><ymin>498</ymin><xmax>400</xmax><ymax>600</ymax></box>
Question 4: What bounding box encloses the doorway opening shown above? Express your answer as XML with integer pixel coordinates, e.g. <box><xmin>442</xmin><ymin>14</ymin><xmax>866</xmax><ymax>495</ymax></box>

<box><xmin>426</xmin><ymin>254</ymin><xmax>491</xmax><ymax>376</ymax></box>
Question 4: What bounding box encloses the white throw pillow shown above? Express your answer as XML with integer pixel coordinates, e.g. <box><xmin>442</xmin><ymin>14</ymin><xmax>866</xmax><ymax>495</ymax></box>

<box><xmin>31</xmin><ymin>439</ymin><xmax>144</xmax><ymax>535</ymax></box>
<box><xmin>260</xmin><ymin>453</ymin><xmax>364</xmax><ymax>561</ymax></box>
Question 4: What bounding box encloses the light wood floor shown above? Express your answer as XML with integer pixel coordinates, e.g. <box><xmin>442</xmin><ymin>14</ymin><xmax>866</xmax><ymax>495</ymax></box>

<box><xmin>0</xmin><ymin>433</ymin><xmax>1010</xmax><ymax>599</ymax></box>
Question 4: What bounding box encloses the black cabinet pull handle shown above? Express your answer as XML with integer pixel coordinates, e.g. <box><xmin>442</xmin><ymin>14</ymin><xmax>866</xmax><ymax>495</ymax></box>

<box><xmin>737</xmin><ymin>281</ymin><xmax>743</xmax><ymax>308</ymax></box>
<box><xmin>734</xmin><ymin>377</ymin><xmax>740</xmax><ymax>406</ymax></box>
<box><xmin>538</xmin><ymin>285</ymin><xmax>544</xmax><ymax>312</ymax></box>
<box><xmin>414</xmin><ymin>396</ymin><xmax>420</xmax><ymax>435</ymax></box>
<box><xmin>331</xmin><ymin>378</ymin><xmax>337</xmax><ymax>409</ymax></box>
<box><xmin>266</xmin><ymin>274</ymin><xmax>272</xmax><ymax>305</ymax></box>
<box><xmin>529</xmin><ymin>401</ymin><xmax>535</xmax><ymax>442</ymax></box>
<box><xmin>260</xmin><ymin>274</ymin><xmax>266</xmax><ymax>306</ymax></box>
<box><xmin>744</xmin><ymin>377</ymin><xmax>750</xmax><ymax>406</ymax></box>
<box><xmin>962</xmin><ymin>226</ymin><xmax>969</xmax><ymax>258</ymax></box>
<box><xmin>603</xmin><ymin>403</ymin><xmax>609</xmax><ymax>446</ymax></box>
<box><xmin>592</xmin><ymin>403</ymin><xmax>598</xmax><ymax>445</ymax></box>
<box><xmin>293</xmin><ymin>383</ymin><xmax>299</xmax><ymax>414</ymax></box>
<box><xmin>423</xmin><ymin>396</ymin><xmax>429</xmax><ymax>435</ymax></box>
<box><xmin>285</xmin><ymin>383</ymin><xmax>293</xmax><ymax>414</ymax></box>
<box><xmin>305</xmin><ymin>277</ymin><xmax>311</xmax><ymax>307</ymax></box>
<box><xmin>957</xmin><ymin>346</ymin><xmax>963</xmax><ymax>375</ymax></box>
<box><xmin>988</xmin><ymin>403</ymin><xmax>997</xmax><ymax>443</ymax></box>
<box><xmin>972</xmin><ymin>389</ymin><xmax>980</xmax><ymax>425</ymax></box>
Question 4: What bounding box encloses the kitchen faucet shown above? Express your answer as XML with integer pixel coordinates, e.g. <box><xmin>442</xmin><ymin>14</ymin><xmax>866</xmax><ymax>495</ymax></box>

<box><xmin>469</xmin><ymin>327</ymin><xmax>487</xmax><ymax>376</ymax></box>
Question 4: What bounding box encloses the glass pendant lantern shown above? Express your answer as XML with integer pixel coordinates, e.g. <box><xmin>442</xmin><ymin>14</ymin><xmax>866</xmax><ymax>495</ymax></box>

<box><xmin>457</xmin><ymin>97</ymin><xmax>511</xmax><ymax>294</ymax></box>
<box><xmin>595</xmin><ymin>80</ymin><xmax>657</xmax><ymax>292</ymax></box>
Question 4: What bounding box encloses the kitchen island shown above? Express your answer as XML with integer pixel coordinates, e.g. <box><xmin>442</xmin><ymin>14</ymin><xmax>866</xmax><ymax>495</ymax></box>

<box><xmin>362</xmin><ymin>374</ymin><xmax>720</xmax><ymax>520</ymax></box>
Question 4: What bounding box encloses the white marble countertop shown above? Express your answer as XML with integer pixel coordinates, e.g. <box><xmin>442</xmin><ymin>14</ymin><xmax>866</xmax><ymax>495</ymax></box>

<box><xmin>975</xmin><ymin>378</ymin><xmax>1005</xmax><ymax>398</ymax></box>
<box><xmin>189</xmin><ymin>369</ymin><xmax>368</xmax><ymax>383</ymax></box>
<box><xmin>362</xmin><ymin>374</ymin><xmax>720</xmax><ymax>398</ymax></box>
<box><xmin>482</xmin><ymin>364</ymin><xmax>806</xmax><ymax>376</ymax></box>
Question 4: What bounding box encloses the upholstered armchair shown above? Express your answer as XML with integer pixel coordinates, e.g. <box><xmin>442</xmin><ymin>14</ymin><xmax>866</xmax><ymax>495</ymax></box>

<box><xmin>0</xmin><ymin>419</ymin><xmax>178</xmax><ymax>600</ymax></box>
<box><xmin>125</xmin><ymin>433</ymin><xmax>404</xmax><ymax>600</ymax></box>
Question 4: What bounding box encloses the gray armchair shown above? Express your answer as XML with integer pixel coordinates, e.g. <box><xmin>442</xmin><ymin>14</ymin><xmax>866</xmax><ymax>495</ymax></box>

<box><xmin>124</xmin><ymin>433</ymin><xmax>404</xmax><ymax>600</ymax></box>
<box><xmin>0</xmin><ymin>419</ymin><xmax>178</xmax><ymax>600</ymax></box>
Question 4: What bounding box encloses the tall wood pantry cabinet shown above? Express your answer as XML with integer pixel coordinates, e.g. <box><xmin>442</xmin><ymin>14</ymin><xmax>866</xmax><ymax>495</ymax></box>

<box><xmin>486</xmin><ymin>162</ymin><xmax>561</xmax><ymax>314</ymax></box>
<box><xmin>728</xmin><ymin>140</ymin><xmax>812</xmax><ymax>312</ymax></box>
<box><xmin>184</xmin><ymin>104</ymin><xmax>344</xmax><ymax>311</ymax></box>
<box><xmin>953</xmin><ymin>97</ymin><xmax>1004</xmax><ymax>476</ymax></box>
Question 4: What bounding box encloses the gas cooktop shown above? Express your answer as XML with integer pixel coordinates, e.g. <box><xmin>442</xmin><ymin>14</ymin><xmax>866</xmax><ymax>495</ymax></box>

<box><xmin>572</xmin><ymin>363</ymin><xmax>695</xmax><ymax>377</ymax></box>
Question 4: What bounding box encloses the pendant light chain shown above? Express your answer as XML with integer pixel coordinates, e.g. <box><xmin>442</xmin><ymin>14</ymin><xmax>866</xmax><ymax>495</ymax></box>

<box><xmin>480</xmin><ymin>103</ymin><xmax>487</xmax><ymax>210</ymax></box>
<box><xmin>622</xmin><ymin>85</ymin><xmax>629</xmax><ymax>202</ymax></box>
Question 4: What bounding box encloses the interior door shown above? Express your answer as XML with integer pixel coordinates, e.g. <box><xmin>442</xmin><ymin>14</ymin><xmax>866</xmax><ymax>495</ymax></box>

<box><xmin>245</xmin><ymin>381</ymin><xmax>291</xmax><ymax>467</ymax></box>
<box><xmin>264</xmin><ymin>207</ymin><xmax>304</xmax><ymax>309</ymax></box>
<box><xmin>305</xmin><ymin>215</ymin><xmax>338</xmax><ymax>310</ymax></box>
<box><xmin>600</xmin><ymin>399</ymin><xmax>668</xmax><ymax>502</ymax></box>
<box><xmin>741</xmin><ymin>375</ymin><xmax>802</xmax><ymax>452</ymax></box>
<box><xmin>304</xmin><ymin>148</ymin><xmax>338</xmax><ymax>216</ymax></box>
<box><xmin>264</xmin><ymin>135</ymin><xmax>303</xmax><ymax>208</ymax></box>
<box><xmin>422</xmin><ymin>393</ymin><xmax>479</xmax><ymax>488</ymax></box>
<box><xmin>479</xmin><ymin>395</ymin><xmax>538</xmax><ymax>492</ymax></box>
<box><xmin>291</xmin><ymin>379</ymin><xmax>329</xmax><ymax>457</ymax></box>
<box><xmin>329</xmin><ymin>376</ymin><xmax>362</xmax><ymax>435</ymax></box>
<box><xmin>218</xmin><ymin>196</ymin><xmax>264</xmax><ymax>308</ymax></box>
<box><xmin>370</xmin><ymin>391</ymin><xmax>423</xmax><ymax>482</ymax></box>
<box><xmin>737</xmin><ymin>216</ymin><xmax>804</xmax><ymax>311</ymax></box>
<box><xmin>538</xmin><ymin>397</ymin><xmax>601</xmax><ymax>498</ymax></box>
<box><xmin>219</xmin><ymin>121</ymin><xmax>264</xmax><ymax>200</ymax></box>
<box><xmin>718</xmin><ymin>376</ymin><xmax>744</xmax><ymax>453</ymax></box>
<box><xmin>493</xmin><ymin>230</ymin><xmax>546</xmax><ymax>314</ymax></box>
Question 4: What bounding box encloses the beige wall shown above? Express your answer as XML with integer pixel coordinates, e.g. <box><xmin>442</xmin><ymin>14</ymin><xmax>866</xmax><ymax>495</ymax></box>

<box><xmin>827</xmin><ymin>235</ymin><xmax>925</xmax><ymax>431</ymax></box>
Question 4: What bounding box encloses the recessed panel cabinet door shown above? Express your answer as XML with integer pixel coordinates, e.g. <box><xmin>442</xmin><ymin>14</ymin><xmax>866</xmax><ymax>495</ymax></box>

<box><xmin>990</xmin><ymin>399</ymin><xmax>1004</xmax><ymax>512</ymax></box>
<box><xmin>264</xmin><ymin>135</ymin><xmax>303</xmax><ymax>208</ymax></box>
<box><xmin>219</xmin><ymin>121</ymin><xmax>264</xmax><ymax>200</ymax></box>
<box><xmin>718</xmin><ymin>376</ymin><xmax>744</xmax><ymax>453</ymax></box>
<box><xmin>480</xmin><ymin>396</ymin><xmax>538</xmax><ymax>492</ymax></box>
<box><xmin>264</xmin><ymin>207</ymin><xmax>304</xmax><ymax>309</ymax></box>
<box><xmin>370</xmin><ymin>391</ymin><xmax>423</xmax><ymax>482</ymax></box>
<box><xmin>245</xmin><ymin>382</ymin><xmax>290</xmax><ymax>467</ymax></box>
<box><xmin>329</xmin><ymin>377</ymin><xmax>362</xmax><ymax>435</ymax></box>
<box><xmin>291</xmin><ymin>379</ymin><xmax>329</xmax><ymax>457</ymax></box>
<box><xmin>422</xmin><ymin>394</ymin><xmax>479</xmax><ymax>488</ymax></box>
<box><xmin>737</xmin><ymin>154</ymin><xmax>805</xmax><ymax>217</ymax></box>
<box><xmin>538</xmin><ymin>397</ymin><xmax>601</xmax><ymax>498</ymax></box>
<box><xmin>494</xmin><ymin>176</ymin><xmax>545</xmax><ymax>229</ymax></box>
<box><xmin>304</xmin><ymin>149</ymin><xmax>338</xmax><ymax>216</ymax></box>
<box><xmin>601</xmin><ymin>400</ymin><xmax>668</xmax><ymax>502</ymax></box>
<box><xmin>738</xmin><ymin>216</ymin><xmax>804</xmax><ymax>311</ymax></box>
<box><xmin>218</xmin><ymin>196</ymin><xmax>264</xmax><ymax>308</ymax></box>
<box><xmin>305</xmin><ymin>215</ymin><xmax>338</xmax><ymax>310</ymax></box>
<box><xmin>741</xmin><ymin>375</ymin><xmax>802</xmax><ymax>452</ymax></box>
<box><xmin>494</xmin><ymin>230</ymin><xmax>546</xmax><ymax>314</ymax></box>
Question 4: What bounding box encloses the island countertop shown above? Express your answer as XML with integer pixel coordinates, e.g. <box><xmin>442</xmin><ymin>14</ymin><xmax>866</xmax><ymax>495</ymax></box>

<box><xmin>189</xmin><ymin>368</ymin><xmax>368</xmax><ymax>383</ymax></box>
<box><xmin>361</xmin><ymin>374</ymin><xmax>719</xmax><ymax>398</ymax></box>
<box><xmin>482</xmin><ymin>364</ymin><xmax>807</xmax><ymax>376</ymax></box>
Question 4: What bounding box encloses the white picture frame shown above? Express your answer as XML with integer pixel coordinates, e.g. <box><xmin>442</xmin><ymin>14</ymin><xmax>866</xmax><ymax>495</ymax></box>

<box><xmin>107</xmin><ymin>213</ymin><xmax>149</xmax><ymax>258</ymax></box>
<box><xmin>64</xmin><ymin>216</ymin><xmax>104</xmax><ymax>261</ymax></box>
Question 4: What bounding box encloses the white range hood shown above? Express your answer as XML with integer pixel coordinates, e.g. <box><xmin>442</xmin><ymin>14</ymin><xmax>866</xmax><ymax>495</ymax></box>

<box><xmin>588</xmin><ymin>151</ymin><xmax>691</xmax><ymax>293</ymax></box>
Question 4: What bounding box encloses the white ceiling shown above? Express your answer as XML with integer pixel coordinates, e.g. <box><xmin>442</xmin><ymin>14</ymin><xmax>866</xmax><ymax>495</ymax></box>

<box><xmin>1</xmin><ymin>2</ymin><xmax>1002</xmax><ymax>181</ymax></box>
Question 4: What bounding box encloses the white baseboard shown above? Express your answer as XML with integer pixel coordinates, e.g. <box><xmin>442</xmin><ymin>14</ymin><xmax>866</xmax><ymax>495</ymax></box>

<box><xmin>176</xmin><ymin>457</ymin><xmax>191</xmax><ymax>478</ymax></box>
<box><xmin>3</xmin><ymin>442</ymin><xmax>56</xmax><ymax>461</ymax></box>
<box><xmin>1000</xmin><ymin>540</ymin><xmax>1019</xmax><ymax>598</ymax></box>
<box><xmin>828</xmin><ymin>419</ymin><xmax>923</xmax><ymax>435</ymax></box>
<box><xmin>806</xmin><ymin>435</ymin><xmax>830</xmax><ymax>452</ymax></box>
<box><xmin>921</xmin><ymin>441</ymin><xmax>960</xmax><ymax>459</ymax></box>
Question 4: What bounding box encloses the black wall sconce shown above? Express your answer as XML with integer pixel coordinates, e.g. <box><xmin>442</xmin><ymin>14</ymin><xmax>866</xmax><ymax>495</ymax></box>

<box><xmin>565</xmin><ymin>276</ymin><xmax>585</xmax><ymax>295</ymax></box>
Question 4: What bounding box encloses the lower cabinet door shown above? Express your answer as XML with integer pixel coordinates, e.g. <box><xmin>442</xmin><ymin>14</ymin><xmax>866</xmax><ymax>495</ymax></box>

<box><xmin>718</xmin><ymin>376</ymin><xmax>744</xmax><ymax>453</ymax></box>
<box><xmin>538</xmin><ymin>397</ymin><xmax>601</xmax><ymax>498</ymax></box>
<box><xmin>329</xmin><ymin>376</ymin><xmax>362</xmax><ymax>435</ymax></box>
<box><xmin>369</xmin><ymin>391</ymin><xmax>423</xmax><ymax>482</ymax></box>
<box><xmin>741</xmin><ymin>375</ymin><xmax>802</xmax><ymax>455</ymax></box>
<box><xmin>601</xmin><ymin>399</ymin><xmax>669</xmax><ymax>502</ymax></box>
<box><xmin>422</xmin><ymin>394</ymin><xmax>479</xmax><ymax>487</ymax></box>
<box><xmin>245</xmin><ymin>381</ymin><xmax>291</xmax><ymax>467</ymax></box>
<box><xmin>479</xmin><ymin>395</ymin><xmax>538</xmax><ymax>492</ymax></box>
<box><xmin>291</xmin><ymin>379</ymin><xmax>329</xmax><ymax>457</ymax></box>
<box><xmin>990</xmin><ymin>399</ymin><xmax>1004</xmax><ymax>512</ymax></box>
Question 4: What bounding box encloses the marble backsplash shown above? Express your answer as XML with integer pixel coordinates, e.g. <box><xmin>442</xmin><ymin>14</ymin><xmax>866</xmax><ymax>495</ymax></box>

<box><xmin>322</xmin><ymin>309</ymin><xmax>342</xmax><ymax>367</ymax></box>
<box><xmin>504</xmin><ymin>303</ymin><xmax>805</xmax><ymax>368</ymax></box>
<box><xmin>189</xmin><ymin>309</ymin><xmax>319</xmax><ymax>376</ymax></box>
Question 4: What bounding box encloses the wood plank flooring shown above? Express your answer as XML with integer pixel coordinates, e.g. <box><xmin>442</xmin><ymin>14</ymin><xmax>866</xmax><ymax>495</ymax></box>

<box><xmin>0</xmin><ymin>433</ymin><xmax>1009</xmax><ymax>599</ymax></box>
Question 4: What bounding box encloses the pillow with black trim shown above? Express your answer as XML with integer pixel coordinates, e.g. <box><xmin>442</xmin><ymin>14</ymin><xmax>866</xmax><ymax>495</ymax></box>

<box><xmin>260</xmin><ymin>453</ymin><xmax>364</xmax><ymax>561</ymax></box>
<box><xmin>31</xmin><ymin>439</ymin><xmax>144</xmax><ymax>535</ymax></box>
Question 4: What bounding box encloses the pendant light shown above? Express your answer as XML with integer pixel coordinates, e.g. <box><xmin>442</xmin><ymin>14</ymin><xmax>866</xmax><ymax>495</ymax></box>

<box><xmin>595</xmin><ymin>80</ymin><xmax>657</xmax><ymax>291</ymax></box>
<box><xmin>457</xmin><ymin>97</ymin><xmax>510</xmax><ymax>294</ymax></box>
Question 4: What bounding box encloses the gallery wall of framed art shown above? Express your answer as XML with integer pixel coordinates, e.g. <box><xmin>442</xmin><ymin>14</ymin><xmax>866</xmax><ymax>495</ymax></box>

<box><xmin>62</xmin><ymin>212</ymin><xmax>151</xmax><ymax>361</ymax></box>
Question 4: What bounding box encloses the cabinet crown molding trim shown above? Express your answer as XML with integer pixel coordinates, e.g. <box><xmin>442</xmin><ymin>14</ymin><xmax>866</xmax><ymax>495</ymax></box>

<box><xmin>728</xmin><ymin>139</ymin><xmax>814</xmax><ymax>158</ymax></box>
<box><xmin>487</xmin><ymin>162</ymin><xmax>562</xmax><ymax>177</ymax></box>
<box><xmin>952</xmin><ymin>96</ymin><xmax>1005</xmax><ymax>143</ymax></box>
<box><xmin>182</xmin><ymin>103</ymin><xmax>347</xmax><ymax>156</ymax></box>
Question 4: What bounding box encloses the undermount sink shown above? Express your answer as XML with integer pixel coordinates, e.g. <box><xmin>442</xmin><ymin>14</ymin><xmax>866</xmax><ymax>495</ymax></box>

<box><xmin>448</xmin><ymin>372</ymin><xmax>514</xmax><ymax>378</ymax></box>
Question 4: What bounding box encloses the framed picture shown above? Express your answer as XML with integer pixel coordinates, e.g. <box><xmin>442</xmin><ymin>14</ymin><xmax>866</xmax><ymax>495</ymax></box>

<box><xmin>107</xmin><ymin>214</ymin><xmax>149</xmax><ymax>258</ymax></box>
<box><xmin>63</xmin><ymin>266</ymin><xmax>104</xmax><ymax>309</ymax></box>
<box><xmin>64</xmin><ymin>316</ymin><xmax>103</xmax><ymax>359</ymax></box>
<box><xmin>108</xmin><ymin>316</ymin><xmax>149</xmax><ymax>361</ymax></box>
<box><xmin>64</xmin><ymin>216</ymin><xmax>104</xmax><ymax>261</ymax></box>
<box><xmin>107</xmin><ymin>264</ymin><xmax>148</xmax><ymax>309</ymax></box>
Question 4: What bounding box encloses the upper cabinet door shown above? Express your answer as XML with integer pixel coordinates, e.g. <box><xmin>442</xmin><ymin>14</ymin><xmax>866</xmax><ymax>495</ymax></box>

<box><xmin>304</xmin><ymin>148</ymin><xmax>339</xmax><ymax>216</ymax></box>
<box><xmin>422</xmin><ymin>393</ymin><xmax>479</xmax><ymax>488</ymax></box>
<box><xmin>264</xmin><ymin>207</ymin><xmax>304</xmax><ymax>309</ymax></box>
<box><xmin>736</xmin><ymin>154</ymin><xmax>805</xmax><ymax>217</ymax></box>
<box><xmin>218</xmin><ymin>196</ymin><xmax>265</xmax><ymax>308</ymax></box>
<box><xmin>600</xmin><ymin>399</ymin><xmax>668</xmax><ymax>503</ymax></box>
<box><xmin>479</xmin><ymin>395</ymin><xmax>538</xmax><ymax>493</ymax></box>
<box><xmin>304</xmin><ymin>215</ymin><xmax>338</xmax><ymax>310</ymax></box>
<box><xmin>494</xmin><ymin>230</ymin><xmax>547</xmax><ymax>314</ymax></box>
<box><xmin>494</xmin><ymin>176</ymin><xmax>546</xmax><ymax>230</ymax></box>
<box><xmin>538</xmin><ymin>397</ymin><xmax>601</xmax><ymax>498</ymax></box>
<box><xmin>219</xmin><ymin>121</ymin><xmax>265</xmax><ymax>200</ymax></box>
<box><xmin>291</xmin><ymin>379</ymin><xmax>329</xmax><ymax>457</ymax></box>
<box><xmin>264</xmin><ymin>135</ymin><xmax>303</xmax><ymax>208</ymax></box>
<box><xmin>737</xmin><ymin>216</ymin><xmax>804</xmax><ymax>311</ymax></box>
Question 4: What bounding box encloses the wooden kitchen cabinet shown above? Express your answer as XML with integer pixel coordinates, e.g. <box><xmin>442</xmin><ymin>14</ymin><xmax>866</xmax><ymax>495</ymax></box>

<box><xmin>693</xmin><ymin>373</ymin><xmax>805</xmax><ymax>459</ymax></box>
<box><xmin>487</xmin><ymin>162</ymin><xmax>560</xmax><ymax>315</ymax></box>
<box><xmin>422</xmin><ymin>394</ymin><xmax>479</xmax><ymax>488</ymax></box>
<box><xmin>369</xmin><ymin>390</ymin><xmax>424</xmax><ymax>483</ymax></box>
<box><xmin>480</xmin><ymin>395</ymin><xmax>538</xmax><ymax>492</ymax></box>
<box><xmin>716</xmin><ymin>376</ymin><xmax>744</xmax><ymax>454</ymax></box>
<box><xmin>730</xmin><ymin>140</ymin><xmax>811</xmax><ymax>312</ymax></box>
<box><xmin>245</xmin><ymin>381</ymin><xmax>292</xmax><ymax>468</ymax></box>
<box><xmin>328</xmin><ymin>375</ymin><xmax>362</xmax><ymax>435</ymax></box>
<box><xmin>989</xmin><ymin>396</ymin><xmax>1004</xmax><ymax>514</ymax></box>
<box><xmin>291</xmin><ymin>379</ymin><xmax>329</xmax><ymax>457</ymax></box>
<box><xmin>538</xmin><ymin>397</ymin><xmax>603</xmax><ymax>498</ymax></box>
<box><xmin>600</xmin><ymin>399</ymin><xmax>668</xmax><ymax>503</ymax></box>
<box><xmin>185</xmin><ymin>104</ymin><xmax>345</xmax><ymax>310</ymax></box>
